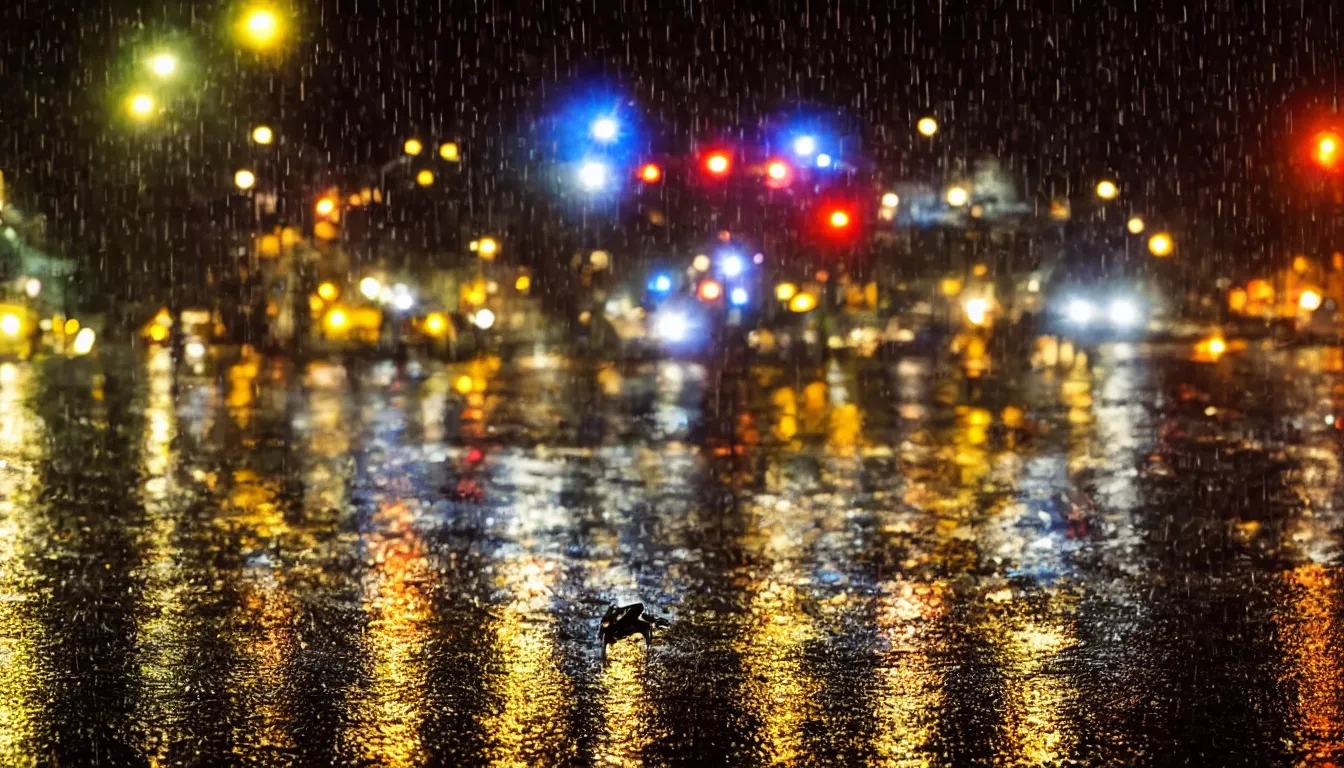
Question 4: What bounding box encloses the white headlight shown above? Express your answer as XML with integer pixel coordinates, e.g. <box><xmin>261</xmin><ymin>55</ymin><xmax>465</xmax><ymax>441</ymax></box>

<box><xmin>472</xmin><ymin>309</ymin><xmax>496</xmax><ymax>329</ymax></box>
<box><xmin>72</xmin><ymin>328</ymin><xmax>96</xmax><ymax>355</ymax></box>
<box><xmin>185</xmin><ymin>341</ymin><xmax>206</xmax><ymax>360</ymax></box>
<box><xmin>1108</xmin><ymin>298</ymin><xmax>1142</xmax><ymax>328</ymax></box>
<box><xmin>1066</xmin><ymin>298</ymin><xmax>1095</xmax><ymax>325</ymax></box>
<box><xmin>653</xmin><ymin>311</ymin><xmax>690</xmax><ymax>343</ymax></box>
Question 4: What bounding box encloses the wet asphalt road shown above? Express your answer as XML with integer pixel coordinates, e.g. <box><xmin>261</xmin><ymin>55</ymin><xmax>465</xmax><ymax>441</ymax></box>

<box><xmin>1</xmin><ymin>342</ymin><xmax>1342</xmax><ymax>767</ymax></box>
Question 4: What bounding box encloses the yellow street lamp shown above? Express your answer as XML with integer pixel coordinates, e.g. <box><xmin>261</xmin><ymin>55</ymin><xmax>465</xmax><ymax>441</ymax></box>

<box><xmin>238</xmin><ymin>7</ymin><xmax>282</xmax><ymax>50</ymax></box>
<box><xmin>416</xmin><ymin>169</ymin><xmax>435</xmax><ymax>187</ymax></box>
<box><xmin>1148</xmin><ymin>232</ymin><xmax>1174</xmax><ymax>257</ymax></box>
<box><xmin>917</xmin><ymin>117</ymin><xmax>938</xmax><ymax>137</ymax></box>
<box><xmin>946</xmin><ymin>186</ymin><xmax>969</xmax><ymax>207</ymax></box>
<box><xmin>251</xmin><ymin>125</ymin><xmax>274</xmax><ymax>145</ymax></box>
<box><xmin>1095</xmin><ymin>180</ymin><xmax>1119</xmax><ymax>200</ymax></box>
<box><xmin>1126</xmin><ymin>216</ymin><xmax>1145</xmax><ymax>234</ymax></box>
<box><xmin>149</xmin><ymin>53</ymin><xmax>178</xmax><ymax>78</ymax></box>
<box><xmin>315</xmin><ymin>197</ymin><xmax>336</xmax><ymax>217</ymax></box>
<box><xmin>439</xmin><ymin>142</ymin><xmax>460</xmax><ymax>162</ymax></box>
<box><xmin>477</xmin><ymin>237</ymin><xmax>499</xmax><ymax>259</ymax></box>
<box><xmin>127</xmin><ymin>93</ymin><xmax>155</xmax><ymax>119</ymax></box>
<box><xmin>234</xmin><ymin>170</ymin><xmax>256</xmax><ymax>190</ymax></box>
<box><xmin>403</xmin><ymin>138</ymin><xmax>423</xmax><ymax>157</ymax></box>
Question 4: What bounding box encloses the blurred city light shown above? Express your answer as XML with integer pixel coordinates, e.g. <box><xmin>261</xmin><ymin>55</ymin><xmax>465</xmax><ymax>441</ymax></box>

<box><xmin>1300</xmin><ymin>290</ymin><xmax>1323</xmax><ymax>311</ymax></box>
<box><xmin>1095</xmin><ymin>180</ymin><xmax>1119</xmax><ymax>200</ymax></box>
<box><xmin>828</xmin><ymin>209</ymin><xmax>851</xmax><ymax>228</ymax></box>
<box><xmin>234</xmin><ymin>170</ymin><xmax>256</xmax><ymax>190</ymax></box>
<box><xmin>515</xmin><ymin>275</ymin><xmax>531</xmax><ymax>292</ymax></box>
<box><xmin>698</xmin><ymin>280</ymin><xmax>722</xmax><ymax>301</ymax></box>
<box><xmin>639</xmin><ymin>163</ymin><xmax>662</xmax><ymax>183</ymax></box>
<box><xmin>23</xmin><ymin>278</ymin><xmax>41</xmax><ymax>299</ymax></box>
<box><xmin>730</xmin><ymin>287</ymin><xmax>750</xmax><ymax>306</ymax></box>
<box><xmin>403</xmin><ymin>138</ymin><xmax>423</xmax><ymax>156</ymax></box>
<box><xmin>473</xmin><ymin>309</ymin><xmax>496</xmax><ymax>329</ymax></box>
<box><xmin>792</xmin><ymin>135</ymin><xmax>817</xmax><ymax>157</ymax></box>
<box><xmin>425</xmin><ymin>313</ymin><xmax>448</xmax><ymax>335</ymax></box>
<box><xmin>881</xmin><ymin>192</ymin><xmax>899</xmax><ymax>208</ymax></box>
<box><xmin>237</xmin><ymin>7</ymin><xmax>282</xmax><ymax>50</ymax></box>
<box><xmin>789</xmin><ymin>292</ymin><xmax>817</xmax><ymax>313</ymax></box>
<box><xmin>1148</xmin><ymin>232</ymin><xmax>1174</xmax><ymax>257</ymax></box>
<box><xmin>767</xmin><ymin>161</ymin><xmax>789</xmax><ymax>180</ymax></box>
<box><xmin>315</xmin><ymin>197</ymin><xmax>336</xmax><ymax>216</ymax></box>
<box><xmin>1127</xmin><ymin>216</ymin><xmax>1145</xmax><ymax>234</ymax></box>
<box><xmin>359</xmin><ymin>277</ymin><xmax>381</xmax><ymax>300</ymax></box>
<box><xmin>815</xmin><ymin>153</ymin><xmax>833</xmax><ymax>168</ymax></box>
<box><xmin>578</xmin><ymin>160</ymin><xmax>609</xmax><ymax>190</ymax></box>
<box><xmin>325</xmin><ymin>308</ymin><xmax>348</xmax><ymax>330</ymax></box>
<box><xmin>1314</xmin><ymin>131</ymin><xmax>1341</xmax><ymax>170</ymax></box>
<box><xmin>653</xmin><ymin>310</ymin><xmax>690</xmax><ymax>342</ymax></box>
<box><xmin>127</xmin><ymin>93</ymin><xmax>155</xmax><ymax>119</ymax></box>
<box><xmin>946</xmin><ymin>186</ymin><xmax>969</xmax><ymax>207</ymax></box>
<box><xmin>439</xmin><ymin>142</ymin><xmax>460</xmax><ymax>161</ymax></box>
<box><xmin>719</xmin><ymin>253</ymin><xmax>744</xmax><ymax>278</ymax></box>
<box><xmin>72</xmin><ymin>328</ymin><xmax>96</xmax><ymax>356</ymax></box>
<box><xmin>965</xmin><ymin>298</ymin><xmax>988</xmax><ymax>326</ymax></box>
<box><xmin>478</xmin><ymin>237</ymin><xmax>499</xmax><ymax>259</ymax></box>
<box><xmin>691</xmin><ymin>254</ymin><xmax>711</xmax><ymax>272</ymax></box>
<box><xmin>590</xmin><ymin>117</ymin><xmax>618</xmax><ymax>142</ymax></box>
<box><xmin>416</xmin><ymin>169</ymin><xmax>435</xmax><ymax>186</ymax></box>
<box><xmin>1109</xmin><ymin>297</ymin><xmax>1142</xmax><ymax>327</ymax></box>
<box><xmin>775</xmin><ymin>282</ymin><xmax>797</xmax><ymax>301</ymax></box>
<box><xmin>648</xmin><ymin>273</ymin><xmax>673</xmax><ymax>293</ymax></box>
<box><xmin>917</xmin><ymin>117</ymin><xmax>939</xmax><ymax>137</ymax></box>
<box><xmin>317</xmin><ymin>282</ymin><xmax>339</xmax><ymax>301</ymax></box>
<box><xmin>704</xmin><ymin>153</ymin><xmax>730</xmax><ymax>176</ymax></box>
<box><xmin>251</xmin><ymin>125</ymin><xmax>274</xmax><ymax>145</ymax></box>
<box><xmin>1066</xmin><ymin>298</ymin><xmax>1096</xmax><ymax>325</ymax></box>
<box><xmin>149</xmin><ymin>53</ymin><xmax>178</xmax><ymax>78</ymax></box>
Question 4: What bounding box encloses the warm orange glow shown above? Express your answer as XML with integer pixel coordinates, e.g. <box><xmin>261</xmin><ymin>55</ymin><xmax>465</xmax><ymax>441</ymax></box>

<box><xmin>1148</xmin><ymin>232</ymin><xmax>1174</xmax><ymax>257</ymax></box>
<box><xmin>315</xmin><ymin>198</ymin><xmax>336</xmax><ymax>216</ymax></box>
<box><xmin>698</xmin><ymin>280</ymin><xmax>723</xmax><ymax>301</ymax></box>
<box><xmin>828</xmin><ymin>209</ymin><xmax>851</xmax><ymax>228</ymax></box>
<box><xmin>767</xmin><ymin>161</ymin><xmax>788</xmax><ymax>180</ymax></box>
<box><xmin>705</xmin><ymin>153</ymin><xmax>730</xmax><ymax>176</ymax></box>
<box><xmin>1314</xmin><ymin>131</ymin><xmax>1341</xmax><ymax>169</ymax></box>
<box><xmin>639</xmin><ymin>163</ymin><xmax>662</xmax><ymax>183</ymax></box>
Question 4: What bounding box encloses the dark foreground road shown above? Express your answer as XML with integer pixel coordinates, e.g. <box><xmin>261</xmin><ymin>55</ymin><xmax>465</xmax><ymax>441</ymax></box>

<box><xmin>0</xmin><ymin>342</ymin><xmax>1341</xmax><ymax>766</ymax></box>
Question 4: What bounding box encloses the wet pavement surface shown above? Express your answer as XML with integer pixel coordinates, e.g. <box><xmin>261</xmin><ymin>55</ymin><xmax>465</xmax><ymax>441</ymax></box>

<box><xmin>1</xmin><ymin>343</ymin><xmax>1343</xmax><ymax>766</ymax></box>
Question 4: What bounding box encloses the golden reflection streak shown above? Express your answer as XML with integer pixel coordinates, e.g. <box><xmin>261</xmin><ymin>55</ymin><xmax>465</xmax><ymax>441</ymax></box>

<box><xmin>984</xmin><ymin>601</ymin><xmax>1079</xmax><ymax>764</ymax></box>
<box><xmin>1280</xmin><ymin>565</ymin><xmax>1344</xmax><ymax>760</ymax></box>
<box><xmin>133</xmin><ymin>348</ymin><xmax>191</xmax><ymax>764</ymax></box>
<box><xmin>594</xmin><ymin>639</ymin><xmax>656</xmax><ymax>767</ymax></box>
<box><xmin>483</xmin><ymin>555</ymin><xmax>571</xmax><ymax>767</ymax></box>
<box><xmin>872</xmin><ymin>580</ymin><xmax>947</xmax><ymax>767</ymax></box>
<box><xmin>738</xmin><ymin>491</ymin><xmax>821</xmax><ymax>765</ymax></box>
<box><xmin>0</xmin><ymin>363</ymin><xmax>46</xmax><ymax>761</ymax></box>
<box><xmin>345</xmin><ymin>499</ymin><xmax>434</xmax><ymax>767</ymax></box>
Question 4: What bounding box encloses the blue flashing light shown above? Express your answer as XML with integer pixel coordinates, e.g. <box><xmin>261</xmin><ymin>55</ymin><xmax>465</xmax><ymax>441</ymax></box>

<box><xmin>815</xmin><ymin>153</ymin><xmax>833</xmax><ymax>168</ymax></box>
<box><xmin>792</xmin><ymin>135</ymin><xmax>817</xmax><ymax>157</ymax></box>
<box><xmin>649</xmin><ymin>273</ymin><xmax>673</xmax><ymax>293</ymax></box>
<box><xmin>730</xmin><ymin>287</ymin><xmax>750</xmax><ymax>306</ymax></box>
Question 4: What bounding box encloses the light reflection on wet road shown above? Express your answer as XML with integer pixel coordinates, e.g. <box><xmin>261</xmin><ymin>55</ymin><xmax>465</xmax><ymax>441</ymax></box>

<box><xmin>1</xmin><ymin>343</ymin><xmax>1343</xmax><ymax>765</ymax></box>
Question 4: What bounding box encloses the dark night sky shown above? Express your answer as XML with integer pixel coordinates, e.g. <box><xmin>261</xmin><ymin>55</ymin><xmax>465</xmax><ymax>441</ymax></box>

<box><xmin>1</xmin><ymin>0</ymin><xmax>1339</xmax><ymax>291</ymax></box>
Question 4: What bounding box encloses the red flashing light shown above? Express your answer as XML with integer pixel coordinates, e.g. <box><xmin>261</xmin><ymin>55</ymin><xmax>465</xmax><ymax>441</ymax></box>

<box><xmin>698</xmin><ymin>280</ymin><xmax>723</xmax><ymax>301</ymax></box>
<box><xmin>1315</xmin><ymin>131</ymin><xmax>1342</xmax><ymax>170</ymax></box>
<box><xmin>765</xmin><ymin>159</ymin><xmax>792</xmax><ymax>188</ymax></box>
<box><xmin>828</xmin><ymin>209</ymin><xmax>852</xmax><ymax>229</ymax></box>
<box><xmin>704</xmin><ymin>152</ymin><xmax>731</xmax><ymax>177</ymax></box>
<box><xmin>639</xmin><ymin>163</ymin><xmax>663</xmax><ymax>183</ymax></box>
